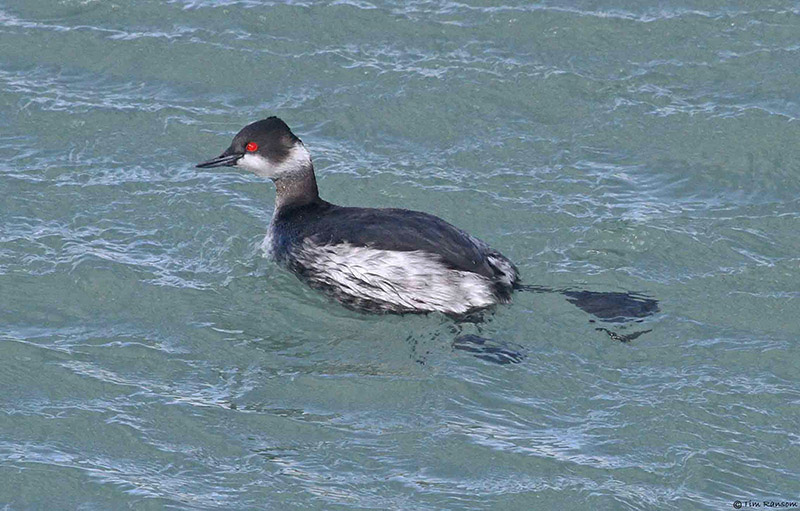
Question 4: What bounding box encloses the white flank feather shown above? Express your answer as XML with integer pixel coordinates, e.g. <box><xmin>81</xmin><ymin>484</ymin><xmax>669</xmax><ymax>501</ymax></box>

<box><xmin>294</xmin><ymin>240</ymin><xmax>497</xmax><ymax>315</ymax></box>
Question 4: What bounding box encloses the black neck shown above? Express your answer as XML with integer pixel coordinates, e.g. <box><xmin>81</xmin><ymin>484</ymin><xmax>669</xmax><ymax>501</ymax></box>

<box><xmin>273</xmin><ymin>164</ymin><xmax>320</xmax><ymax>209</ymax></box>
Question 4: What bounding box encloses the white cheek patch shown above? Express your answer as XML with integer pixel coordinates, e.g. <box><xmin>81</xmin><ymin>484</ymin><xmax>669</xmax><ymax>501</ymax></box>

<box><xmin>236</xmin><ymin>144</ymin><xmax>312</xmax><ymax>179</ymax></box>
<box><xmin>237</xmin><ymin>153</ymin><xmax>277</xmax><ymax>177</ymax></box>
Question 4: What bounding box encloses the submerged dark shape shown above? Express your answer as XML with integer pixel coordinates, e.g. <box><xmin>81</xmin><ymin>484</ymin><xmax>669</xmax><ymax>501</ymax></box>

<box><xmin>453</xmin><ymin>287</ymin><xmax>659</xmax><ymax>363</ymax></box>
<box><xmin>561</xmin><ymin>290</ymin><xmax>659</xmax><ymax>322</ymax></box>
<box><xmin>452</xmin><ymin>335</ymin><xmax>526</xmax><ymax>365</ymax></box>
<box><xmin>517</xmin><ymin>285</ymin><xmax>659</xmax><ymax>322</ymax></box>
<box><xmin>518</xmin><ymin>284</ymin><xmax>659</xmax><ymax>343</ymax></box>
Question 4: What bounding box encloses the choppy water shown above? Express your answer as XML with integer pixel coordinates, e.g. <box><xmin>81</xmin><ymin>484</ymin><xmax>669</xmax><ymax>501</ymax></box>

<box><xmin>2</xmin><ymin>1</ymin><xmax>800</xmax><ymax>509</ymax></box>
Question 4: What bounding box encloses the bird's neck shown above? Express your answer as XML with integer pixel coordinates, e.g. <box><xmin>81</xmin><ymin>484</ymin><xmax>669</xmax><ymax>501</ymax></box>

<box><xmin>273</xmin><ymin>164</ymin><xmax>320</xmax><ymax>209</ymax></box>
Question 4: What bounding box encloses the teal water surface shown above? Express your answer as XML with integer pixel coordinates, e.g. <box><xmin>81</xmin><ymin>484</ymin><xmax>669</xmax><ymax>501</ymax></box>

<box><xmin>2</xmin><ymin>1</ymin><xmax>800</xmax><ymax>509</ymax></box>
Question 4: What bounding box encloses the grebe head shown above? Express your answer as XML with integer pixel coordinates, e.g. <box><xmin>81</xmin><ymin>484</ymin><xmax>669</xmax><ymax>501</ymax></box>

<box><xmin>196</xmin><ymin>116</ymin><xmax>312</xmax><ymax>180</ymax></box>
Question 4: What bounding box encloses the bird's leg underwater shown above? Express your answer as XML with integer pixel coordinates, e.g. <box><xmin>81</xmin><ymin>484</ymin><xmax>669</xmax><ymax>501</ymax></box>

<box><xmin>517</xmin><ymin>284</ymin><xmax>659</xmax><ymax>342</ymax></box>
<box><xmin>449</xmin><ymin>315</ymin><xmax>526</xmax><ymax>365</ymax></box>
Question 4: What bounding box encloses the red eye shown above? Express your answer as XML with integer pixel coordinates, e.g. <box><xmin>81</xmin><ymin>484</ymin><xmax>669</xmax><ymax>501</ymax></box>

<box><xmin>246</xmin><ymin>142</ymin><xmax>258</xmax><ymax>152</ymax></box>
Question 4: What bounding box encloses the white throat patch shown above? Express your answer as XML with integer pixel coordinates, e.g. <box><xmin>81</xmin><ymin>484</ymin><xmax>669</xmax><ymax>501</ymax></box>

<box><xmin>237</xmin><ymin>143</ymin><xmax>311</xmax><ymax>179</ymax></box>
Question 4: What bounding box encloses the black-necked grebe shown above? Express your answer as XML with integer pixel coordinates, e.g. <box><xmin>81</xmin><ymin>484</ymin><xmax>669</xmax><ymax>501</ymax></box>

<box><xmin>197</xmin><ymin>117</ymin><xmax>519</xmax><ymax>317</ymax></box>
